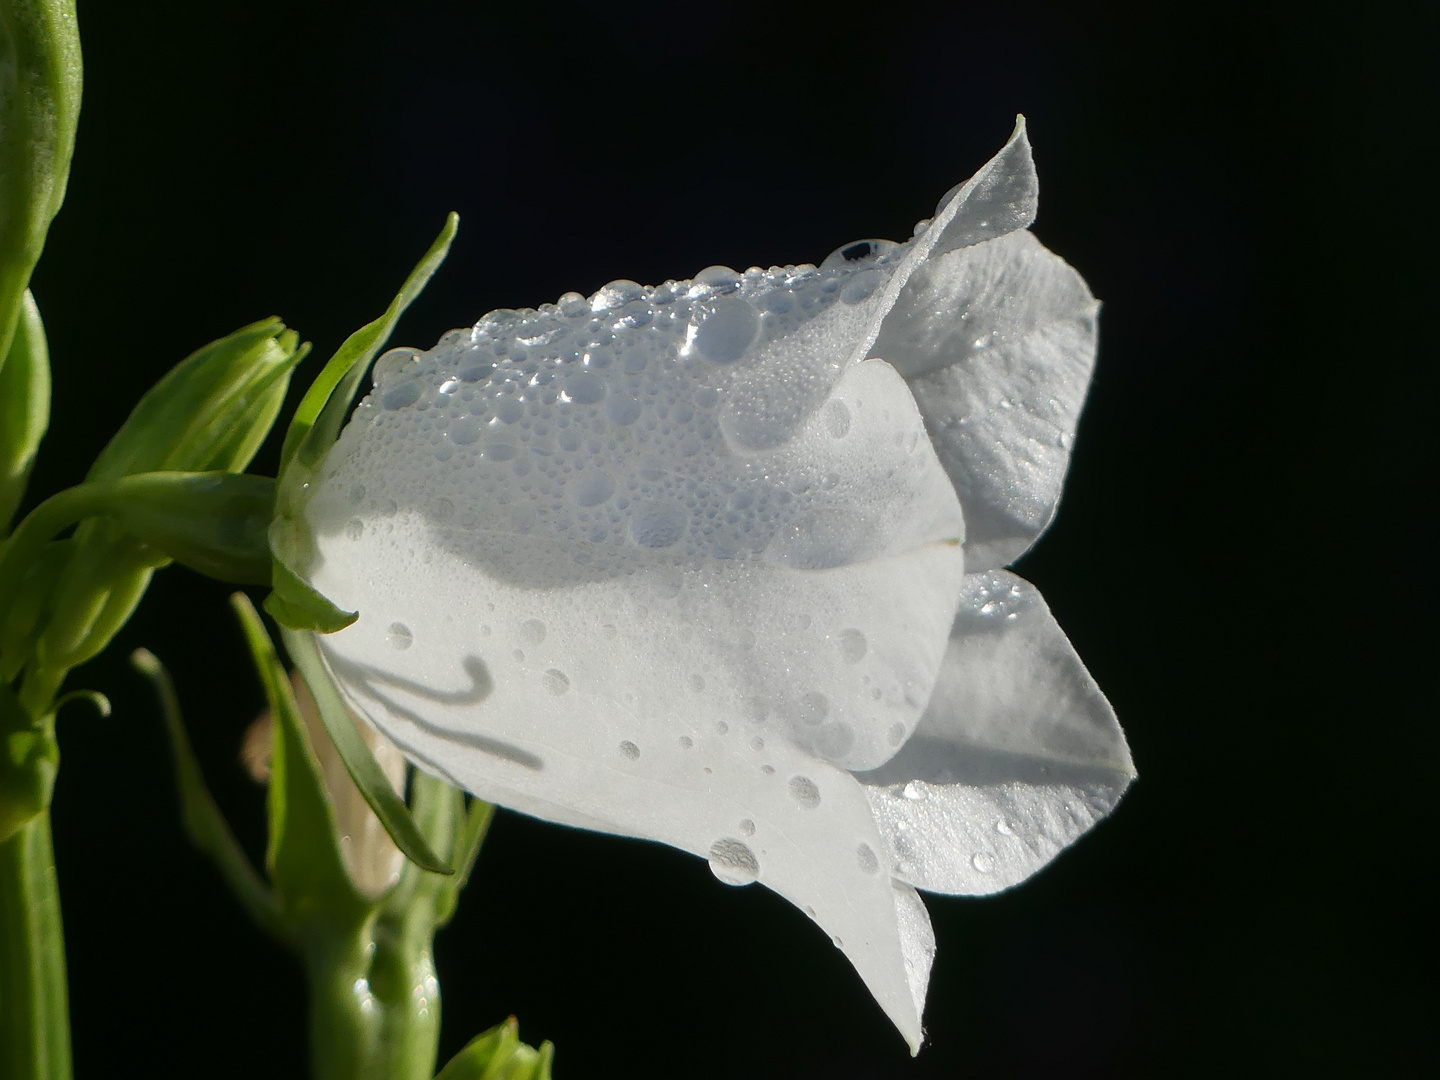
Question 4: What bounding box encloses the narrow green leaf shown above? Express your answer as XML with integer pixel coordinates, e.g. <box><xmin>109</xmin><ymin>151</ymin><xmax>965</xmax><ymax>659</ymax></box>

<box><xmin>282</xmin><ymin>626</ymin><xmax>453</xmax><ymax>875</ymax></box>
<box><xmin>264</xmin><ymin>560</ymin><xmax>358</xmax><ymax>633</ymax></box>
<box><xmin>229</xmin><ymin>593</ymin><xmax>366</xmax><ymax>921</ymax></box>
<box><xmin>0</xmin><ymin>291</ymin><xmax>51</xmax><ymax>534</ymax></box>
<box><xmin>0</xmin><ymin>0</ymin><xmax>81</xmax><ymax>368</ymax></box>
<box><xmin>129</xmin><ymin>648</ymin><xmax>287</xmax><ymax>942</ymax></box>
<box><xmin>281</xmin><ymin>213</ymin><xmax>458</xmax><ymax>474</ymax></box>
<box><xmin>434</xmin><ymin>796</ymin><xmax>495</xmax><ymax>929</ymax></box>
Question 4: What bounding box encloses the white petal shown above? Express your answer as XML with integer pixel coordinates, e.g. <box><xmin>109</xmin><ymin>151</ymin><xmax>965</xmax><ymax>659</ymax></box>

<box><xmin>846</xmin><ymin>114</ymin><xmax>1037</xmax><ymax>367</ymax></box>
<box><xmin>303</xmin><ymin>313</ymin><xmax>966</xmax><ymax>1046</ymax></box>
<box><xmin>855</xmin><ymin>570</ymin><xmax>1133</xmax><ymax>896</ymax></box>
<box><xmin>872</xmin><ymin>231</ymin><xmax>1099</xmax><ymax>568</ymax></box>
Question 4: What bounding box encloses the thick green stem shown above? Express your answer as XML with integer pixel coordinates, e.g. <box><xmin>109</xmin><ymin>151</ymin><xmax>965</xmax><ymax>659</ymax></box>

<box><xmin>303</xmin><ymin>913</ymin><xmax>441</xmax><ymax>1080</ymax></box>
<box><xmin>0</xmin><ymin>811</ymin><xmax>71</xmax><ymax>1080</ymax></box>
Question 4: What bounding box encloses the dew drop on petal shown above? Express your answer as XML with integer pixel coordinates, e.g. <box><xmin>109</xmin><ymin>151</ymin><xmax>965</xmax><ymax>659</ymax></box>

<box><xmin>386</xmin><ymin>623</ymin><xmax>413</xmax><ymax>650</ymax></box>
<box><xmin>971</xmin><ymin>851</ymin><xmax>995</xmax><ymax>874</ymax></box>
<box><xmin>678</xmin><ymin>735</ymin><xmax>694</xmax><ymax>749</ymax></box>
<box><xmin>738</xmin><ymin>819</ymin><xmax>756</xmax><ymax>836</ymax></box>
<box><xmin>693</xmin><ymin>298</ymin><xmax>759</xmax><ymax>364</ymax></box>
<box><xmin>619</xmin><ymin>740</ymin><xmax>640</xmax><ymax>761</ymax></box>
<box><xmin>707</xmin><ymin>838</ymin><xmax>759</xmax><ymax>885</ymax></box>
<box><xmin>856</xmin><ymin>843</ymin><xmax>879</xmax><ymax>874</ymax></box>
<box><xmin>542</xmin><ymin>669</ymin><xmax>569</xmax><ymax>695</ymax></box>
<box><xmin>788</xmin><ymin>776</ymin><xmax>821</xmax><ymax>808</ymax></box>
<box><xmin>520</xmin><ymin>618</ymin><xmax>547</xmax><ymax>645</ymax></box>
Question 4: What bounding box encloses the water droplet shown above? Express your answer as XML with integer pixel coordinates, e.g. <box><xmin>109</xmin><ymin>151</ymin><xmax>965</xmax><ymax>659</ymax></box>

<box><xmin>856</xmin><ymin>843</ymin><xmax>879</xmax><ymax>874</ymax></box>
<box><xmin>678</xmin><ymin>735</ymin><xmax>693</xmax><ymax>749</ymax></box>
<box><xmin>788</xmin><ymin>776</ymin><xmax>821</xmax><ymax>808</ymax></box>
<box><xmin>887</xmin><ymin>722</ymin><xmax>906</xmax><ymax>747</ymax></box>
<box><xmin>831</xmin><ymin>936</ymin><xmax>844</xmax><ymax>948</ymax></box>
<box><xmin>840</xmin><ymin>269</ymin><xmax>881</xmax><ymax>305</ymax></box>
<box><xmin>381</xmin><ymin>381</ymin><xmax>422</xmax><ymax>410</ymax></box>
<box><xmin>484</xmin><ymin>443</ymin><xmax>516</xmax><ymax>462</ymax></box>
<box><xmin>542</xmin><ymin>669</ymin><xmax>569</xmax><ymax>695</ymax></box>
<box><xmin>345</xmin><ymin>517</ymin><xmax>364</xmax><ymax>541</ymax></box>
<box><xmin>373</xmin><ymin>347</ymin><xmax>419</xmax><ymax>383</ymax></box>
<box><xmin>605</xmin><ymin>394</ymin><xmax>641</xmax><ymax>425</ymax></box>
<box><xmin>564</xmin><ymin>372</ymin><xmax>605</xmax><ymax>404</ymax></box>
<box><xmin>824</xmin><ymin>400</ymin><xmax>852</xmax><ymax>438</ymax></box>
<box><xmin>631</xmin><ymin>502</ymin><xmax>686</xmax><ymax>547</ymax></box>
<box><xmin>689</xmin><ymin>673</ymin><xmax>706</xmax><ymax>693</ymax></box>
<box><xmin>693</xmin><ymin>298</ymin><xmax>759</xmax><ymax>364</ymax></box>
<box><xmin>804</xmin><ymin>905</ymin><xmax>817</xmax><ymax>919</ymax></box>
<box><xmin>601</xmin><ymin>624</ymin><xmax>618</xmax><ymax>639</ymax></box>
<box><xmin>715</xmin><ymin>721</ymin><xmax>729</xmax><ymax>735</ymax></box>
<box><xmin>902</xmin><ymin>781</ymin><xmax>925</xmax><ymax>801</ymax></box>
<box><xmin>995</xmin><ymin>820</ymin><xmax>1015</xmax><ymax>836</ymax></box>
<box><xmin>738</xmin><ymin>819</ymin><xmax>756</xmax><ymax>836</ymax></box>
<box><xmin>837</xmin><ymin>628</ymin><xmax>867</xmax><ymax>663</ymax></box>
<box><xmin>749</xmin><ymin>737</ymin><xmax>764</xmax><ymax>751</ymax></box>
<box><xmin>971</xmin><ymin>851</ymin><xmax>995</xmax><ymax>874</ymax></box>
<box><xmin>575</xmin><ymin>474</ymin><xmax>615</xmax><ymax>507</ymax></box>
<box><xmin>520</xmin><ymin>618</ymin><xmax>546</xmax><ymax>645</ymax></box>
<box><xmin>619</xmin><ymin>740</ymin><xmax>640</xmax><ymax>761</ymax></box>
<box><xmin>387</xmin><ymin>623</ymin><xmax>413</xmax><ymax>650</ymax></box>
<box><xmin>448</xmin><ymin>419</ymin><xmax>482</xmax><ymax>444</ymax></box>
<box><xmin>707</xmin><ymin>838</ymin><xmax>759</xmax><ymax>886</ymax></box>
<box><xmin>797</xmin><ymin>692</ymin><xmax>829</xmax><ymax>726</ymax></box>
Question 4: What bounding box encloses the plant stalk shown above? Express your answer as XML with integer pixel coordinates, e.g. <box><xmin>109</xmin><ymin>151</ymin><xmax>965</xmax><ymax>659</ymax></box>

<box><xmin>0</xmin><ymin>811</ymin><xmax>71</xmax><ymax>1080</ymax></box>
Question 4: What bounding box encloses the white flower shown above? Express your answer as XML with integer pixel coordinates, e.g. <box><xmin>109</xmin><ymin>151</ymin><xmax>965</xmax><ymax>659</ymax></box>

<box><xmin>299</xmin><ymin>116</ymin><xmax>1133</xmax><ymax>1052</ymax></box>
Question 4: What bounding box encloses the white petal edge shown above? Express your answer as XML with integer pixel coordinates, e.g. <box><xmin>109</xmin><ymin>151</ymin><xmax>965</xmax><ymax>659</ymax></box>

<box><xmin>854</xmin><ymin>570</ymin><xmax>1133</xmax><ymax>895</ymax></box>
<box><xmin>873</xmin><ymin>231</ymin><xmax>1099</xmax><ymax>569</ymax></box>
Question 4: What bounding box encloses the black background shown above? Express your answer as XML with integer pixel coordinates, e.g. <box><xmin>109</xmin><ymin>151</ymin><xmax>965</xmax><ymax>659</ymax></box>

<box><xmin>22</xmin><ymin>0</ymin><xmax>1434</xmax><ymax>1076</ymax></box>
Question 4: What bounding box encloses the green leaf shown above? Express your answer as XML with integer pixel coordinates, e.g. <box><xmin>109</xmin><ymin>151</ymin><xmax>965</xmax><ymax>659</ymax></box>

<box><xmin>264</xmin><ymin>560</ymin><xmax>358</xmax><ymax>633</ymax></box>
<box><xmin>282</xmin><ymin>626</ymin><xmax>453</xmax><ymax>875</ymax></box>
<box><xmin>88</xmin><ymin>318</ymin><xmax>306</xmax><ymax>481</ymax></box>
<box><xmin>0</xmin><ymin>290</ymin><xmax>51</xmax><ymax>534</ymax></box>
<box><xmin>434</xmin><ymin>1018</ymin><xmax>554</xmax><ymax>1080</ymax></box>
<box><xmin>434</xmin><ymin>795</ymin><xmax>494</xmax><ymax>929</ymax></box>
<box><xmin>0</xmin><ymin>0</ymin><xmax>81</xmax><ymax>368</ymax></box>
<box><xmin>229</xmin><ymin>593</ymin><xmax>367</xmax><ymax>924</ymax></box>
<box><xmin>281</xmin><ymin>213</ymin><xmax>458</xmax><ymax>474</ymax></box>
<box><xmin>129</xmin><ymin>648</ymin><xmax>287</xmax><ymax>942</ymax></box>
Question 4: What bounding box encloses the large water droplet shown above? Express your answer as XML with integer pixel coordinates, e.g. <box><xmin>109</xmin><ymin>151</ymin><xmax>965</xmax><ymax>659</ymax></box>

<box><xmin>575</xmin><ymin>474</ymin><xmax>615</xmax><ymax>507</ymax></box>
<box><xmin>542</xmin><ymin>669</ymin><xmax>570</xmax><ymax>695</ymax></box>
<box><xmin>738</xmin><ymin>819</ymin><xmax>756</xmax><ymax>837</ymax></box>
<box><xmin>619</xmin><ymin>740</ymin><xmax>640</xmax><ymax>761</ymax></box>
<box><xmin>564</xmin><ymin>372</ymin><xmax>605</xmax><ymax>404</ymax></box>
<box><xmin>604</xmin><ymin>394</ymin><xmax>642</xmax><ymax>425</ymax></box>
<box><xmin>971</xmin><ymin>851</ymin><xmax>995</xmax><ymax>874</ymax></box>
<box><xmin>693</xmin><ymin>298</ymin><xmax>759</xmax><ymax>364</ymax></box>
<box><xmin>387</xmin><ymin>623</ymin><xmax>414</xmax><ymax>650</ymax></box>
<box><xmin>381</xmin><ymin>381</ymin><xmax>422</xmax><ymax>410</ymax></box>
<box><xmin>520</xmin><ymin>619</ymin><xmax>547</xmax><ymax>645</ymax></box>
<box><xmin>788</xmin><ymin>776</ymin><xmax>821</xmax><ymax>808</ymax></box>
<box><xmin>373</xmin><ymin>347</ymin><xmax>420</xmax><ymax>383</ymax></box>
<box><xmin>707</xmin><ymin>838</ymin><xmax>759</xmax><ymax>885</ymax></box>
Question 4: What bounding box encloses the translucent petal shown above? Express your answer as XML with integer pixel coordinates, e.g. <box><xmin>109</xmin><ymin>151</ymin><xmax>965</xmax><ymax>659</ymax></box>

<box><xmin>872</xmin><ymin>231</ymin><xmax>1099</xmax><ymax>568</ymax></box>
<box><xmin>303</xmin><ymin>326</ymin><xmax>966</xmax><ymax>1045</ymax></box>
<box><xmin>855</xmin><ymin>571</ymin><xmax>1133</xmax><ymax>896</ymax></box>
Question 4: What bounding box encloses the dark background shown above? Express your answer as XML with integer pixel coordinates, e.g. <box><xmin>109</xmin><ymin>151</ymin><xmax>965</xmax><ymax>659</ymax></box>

<box><xmin>22</xmin><ymin>0</ymin><xmax>1433</xmax><ymax>1076</ymax></box>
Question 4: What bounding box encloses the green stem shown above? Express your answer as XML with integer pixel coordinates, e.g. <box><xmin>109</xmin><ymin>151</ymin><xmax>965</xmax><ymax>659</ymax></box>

<box><xmin>0</xmin><ymin>811</ymin><xmax>71</xmax><ymax>1080</ymax></box>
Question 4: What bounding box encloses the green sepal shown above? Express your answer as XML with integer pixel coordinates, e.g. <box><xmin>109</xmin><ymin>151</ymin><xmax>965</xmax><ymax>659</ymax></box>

<box><xmin>101</xmin><ymin>471</ymin><xmax>275</xmax><ymax>584</ymax></box>
<box><xmin>264</xmin><ymin>559</ymin><xmax>358</xmax><ymax>633</ymax></box>
<box><xmin>89</xmin><ymin>318</ymin><xmax>306</xmax><ymax>481</ymax></box>
<box><xmin>0</xmin><ymin>679</ymin><xmax>57</xmax><ymax>844</ymax></box>
<box><xmin>230</xmin><ymin>593</ymin><xmax>368</xmax><ymax>925</ymax></box>
<box><xmin>0</xmin><ymin>290</ymin><xmax>51</xmax><ymax>534</ymax></box>
<box><xmin>129</xmin><ymin>648</ymin><xmax>287</xmax><ymax>942</ymax></box>
<box><xmin>435</xmin><ymin>1018</ymin><xmax>554</xmax><ymax>1080</ymax></box>
<box><xmin>280</xmin><ymin>213</ymin><xmax>457</xmax><ymax>475</ymax></box>
<box><xmin>433</xmin><ymin>794</ymin><xmax>494</xmax><ymax>928</ymax></box>
<box><xmin>0</xmin><ymin>0</ymin><xmax>81</xmax><ymax>367</ymax></box>
<box><xmin>282</xmin><ymin>626</ymin><xmax>452</xmax><ymax>875</ymax></box>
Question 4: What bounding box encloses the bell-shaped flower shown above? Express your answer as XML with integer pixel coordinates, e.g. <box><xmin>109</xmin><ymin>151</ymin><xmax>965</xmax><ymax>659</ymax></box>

<box><xmin>293</xmin><ymin>117</ymin><xmax>1133</xmax><ymax>1052</ymax></box>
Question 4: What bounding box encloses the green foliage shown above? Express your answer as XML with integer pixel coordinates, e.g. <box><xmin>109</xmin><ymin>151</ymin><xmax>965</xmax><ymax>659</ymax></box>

<box><xmin>267</xmin><ymin>214</ymin><xmax>457</xmax><ymax>634</ymax></box>
<box><xmin>435</xmin><ymin>1018</ymin><xmax>555</xmax><ymax>1080</ymax></box>
<box><xmin>0</xmin><ymin>291</ymin><xmax>51</xmax><ymax>533</ymax></box>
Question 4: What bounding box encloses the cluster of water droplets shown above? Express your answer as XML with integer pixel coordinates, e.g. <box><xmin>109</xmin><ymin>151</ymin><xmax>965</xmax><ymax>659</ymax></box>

<box><xmin>321</xmin><ymin>237</ymin><xmax>911</xmax><ymax>588</ymax></box>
